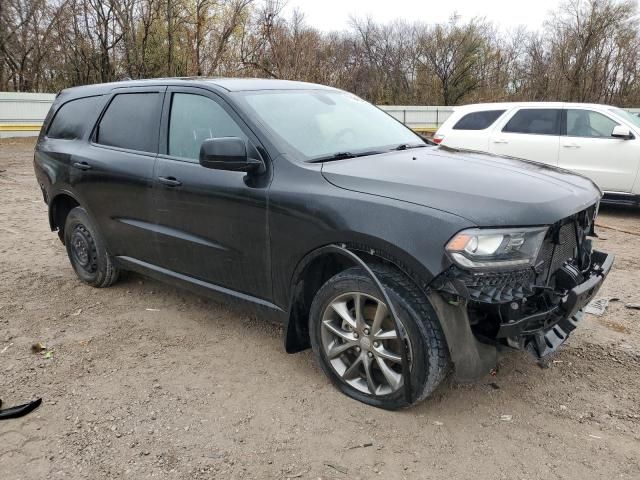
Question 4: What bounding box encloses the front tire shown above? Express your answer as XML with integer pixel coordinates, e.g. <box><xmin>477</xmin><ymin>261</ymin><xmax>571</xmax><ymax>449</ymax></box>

<box><xmin>309</xmin><ymin>266</ymin><xmax>449</xmax><ymax>409</ymax></box>
<box><xmin>64</xmin><ymin>206</ymin><xmax>119</xmax><ymax>288</ymax></box>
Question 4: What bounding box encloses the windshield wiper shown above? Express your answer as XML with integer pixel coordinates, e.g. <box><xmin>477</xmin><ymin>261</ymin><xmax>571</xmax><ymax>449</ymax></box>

<box><xmin>309</xmin><ymin>144</ymin><xmax>424</xmax><ymax>163</ymax></box>
<box><xmin>392</xmin><ymin>143</ymin><xmax>428</xmax><ymax>151</ymax></box>
<box><xmin>309</xmin><ymin>150</ymin><xmax>383</xmax><ymax>163</ymax></box>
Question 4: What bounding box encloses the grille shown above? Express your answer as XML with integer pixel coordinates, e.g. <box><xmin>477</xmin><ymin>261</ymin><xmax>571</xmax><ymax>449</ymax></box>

<box><xmin>436</xmin><ymin>265</ymin><xmax>537</xmax><ymax>303</ymax></box>
<box><xmin>537</xmin><ymin>222</ymin><xmax>578</xmax><ymax>282</ymax></box>
<box><xmin>460</xmin><ymin>269</ymin><xmax>536</xmax><ymax>303</ymax></box>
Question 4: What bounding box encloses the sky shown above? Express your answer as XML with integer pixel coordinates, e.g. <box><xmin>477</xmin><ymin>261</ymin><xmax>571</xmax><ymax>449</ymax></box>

<box><xmin>282</xmin><ymin>0</ymin><xmax>562</xmax><ymax>32</ymax></box>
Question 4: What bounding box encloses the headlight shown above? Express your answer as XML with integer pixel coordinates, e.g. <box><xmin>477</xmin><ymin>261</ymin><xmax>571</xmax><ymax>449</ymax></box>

<box><xmin>445</xmin><ymin>227</ymin><xmax>548</xmax><ymax>270</ymax></box>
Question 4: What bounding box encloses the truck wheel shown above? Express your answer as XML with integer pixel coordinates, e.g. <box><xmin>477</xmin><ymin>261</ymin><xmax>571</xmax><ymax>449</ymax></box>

<box><xmin>64</xmin><ymin>206</ymin><xmax>119</xmax><ymax>288</ymax></box>
<box><xmin>309</xmin><ymin>265</ymin><xmax>450</xmax><ymax>409</ymax></box>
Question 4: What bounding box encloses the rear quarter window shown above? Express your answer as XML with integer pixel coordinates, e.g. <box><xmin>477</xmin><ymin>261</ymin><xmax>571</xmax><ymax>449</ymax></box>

<box><xmin>46</xmin><ymin>96</ymin><xmax>102</xmax><ymax>140</ymax></box>
<box><xmin>452</xmin><ymin>110</ymin><xmax>505</xmax><ymax>130</ymax></box>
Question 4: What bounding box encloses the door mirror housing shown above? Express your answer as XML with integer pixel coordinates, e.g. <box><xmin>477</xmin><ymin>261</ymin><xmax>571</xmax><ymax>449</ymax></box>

<box><xmin>611</xmin><ymin>125</ymin><xmax>634</xmax><ymax>140</ymax></box>
<box><xmin>199</xmin><ymin>137</ymin><xmax>263</xmax><ymax>172</ymax></box>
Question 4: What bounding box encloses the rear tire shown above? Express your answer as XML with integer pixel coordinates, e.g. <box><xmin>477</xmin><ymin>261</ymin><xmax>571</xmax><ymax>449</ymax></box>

<box><xmin>309</xmin><ymin>265</ymin><xmax>449</xmax><ymax>409</ymax></box>
<box><xmin>64</xmin><ymin>206</ymin><xmax>119</xmax><ymax>288</ymax></box>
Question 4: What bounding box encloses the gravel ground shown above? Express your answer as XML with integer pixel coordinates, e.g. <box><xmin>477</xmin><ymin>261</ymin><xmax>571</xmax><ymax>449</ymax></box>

<box><xmin>1</xmin><ymin>138</ymin><xmax>639</xmax><ymax>479</ymax></box>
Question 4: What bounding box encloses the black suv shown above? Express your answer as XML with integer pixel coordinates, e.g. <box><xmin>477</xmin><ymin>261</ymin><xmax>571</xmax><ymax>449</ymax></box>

<box><xmin>34</xmin><ymin>78</ymin><xmax>613</xmax><ymax>409</ymax></box>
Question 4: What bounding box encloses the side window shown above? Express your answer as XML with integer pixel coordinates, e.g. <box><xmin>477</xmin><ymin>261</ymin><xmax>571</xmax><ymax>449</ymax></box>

<box><xmin>453</xmin><ymin>110</ymin><xmax>505</xmax><ymax>130</ymax></box>
<box><xmin>47</xmin><ymin>96</ymin><xmax>101</xmax><ymax>140</ymax></box>
<box><xmin>503</xmin><ymin>109</ymin><xmax>560</xmax><ymax>135</ymax></box>
<box><xmin>96</xmin><ymin>93</ymin><xmax>161</xmax><ymax>153</ymax></box>
<box><xmin>566</xmin><ymin>109</ymin><xmax>619</xmax><ymax>138</ymax></box>
<box><xmin>168</xmin><ymin>93</ymin><xmax>247</xmax><ymax>161</ymax></box>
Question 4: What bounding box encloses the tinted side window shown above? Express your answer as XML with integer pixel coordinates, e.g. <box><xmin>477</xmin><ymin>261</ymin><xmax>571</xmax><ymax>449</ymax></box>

<box><xmin>503</xmin><ymin>109</ymin><xmax>560</xmax><ymax>135</ymax></box>
<box><xmin>566</xmin><ymin>109</ymin><xmax>619</xmax><ymax>138</ymax></box>
<box><xmin>96</xmin><ymin>93</ymin><xmax>161</xmax><ymax>152</ymax></box>
<box><xmin>168</xmin><ymin>93</ymin><xmax>247</xmax><ymax>161</ymax></box>
<box><xmin>453</xmin><ymin>110</ymin><xmax>505</xmax><ymax>130</ymax></box>
<box><xmin>47</xmin><ymin>96</ymin><xmax>101</xmax><ymax>140</ymax></box>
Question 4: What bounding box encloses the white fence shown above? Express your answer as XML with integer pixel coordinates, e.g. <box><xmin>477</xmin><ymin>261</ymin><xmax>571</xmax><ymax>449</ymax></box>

<box><xmin>0</xmin><ymin>93</ymin><xmax>453</xmax><ymax>138</ymax></box>
<box><xmin>378</xmin><ymin>106</ymin><xmax>454</xmax><ymax>133</ymax></box>
<box><xmin>0</xmin><ymin>92</ymin><xmax>56</xmax><ymax>138</ymax></box>
<box><xmin>1</xmin><ymin>91</ymin><xmax>639</xmax><ymax>138</ymax></box>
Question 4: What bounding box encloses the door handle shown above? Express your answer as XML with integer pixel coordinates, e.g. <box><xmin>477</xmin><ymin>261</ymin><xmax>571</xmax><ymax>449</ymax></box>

<box><xmin>157</xmin><ymin>176</ymin><xmax>182</xmax><ymax>187</ymax></box>
<box><xmin>563</xmin><ymin>143</ymin><xmax>581</xmax><ymax>148</ymax></box>
<box><xmin>492</xmin><ymin>139</ymin><xmax>508</xmax><ymax>144</ymax></box>
<box><xmin>73</xmin><ymin>161</ymin><xmax>92</xmax><ymax>171</ymax></box>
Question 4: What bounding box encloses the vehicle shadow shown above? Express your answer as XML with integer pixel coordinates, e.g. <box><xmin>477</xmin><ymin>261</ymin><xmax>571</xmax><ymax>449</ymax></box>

<box><xmin>598</xmin><ymin>203</ymin><xmax>640</xmax><ymax>219</ymax></box>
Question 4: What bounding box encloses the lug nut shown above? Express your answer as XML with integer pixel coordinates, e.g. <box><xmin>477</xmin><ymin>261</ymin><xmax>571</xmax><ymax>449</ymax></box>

<box><xmin>355</xmin><ymin>346</ymin><xmax>361</xmax><ymax>352</ymax></box>
<box><xmin>353</xmin><ymin>332</ymin><xmax>359</xmax><ymax>339</ymax></box>
<box><xmin>373</xmin><ymin>341</ymin><xmax>380</xmax><ymax>348</ymax></box>
<box><xmin>367</xmin><ymin>352</ymin><xmax>373</xmax><ymax>358</ymax></box>
<box><xmin>363</xmin><ymin>328</ymin><xmax>370</xmax><ymax>335</ymax></box>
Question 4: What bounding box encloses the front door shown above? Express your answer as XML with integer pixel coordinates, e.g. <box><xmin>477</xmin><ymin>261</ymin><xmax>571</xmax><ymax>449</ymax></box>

<box><xmin>559</xmin><ymin>108</ymin><xmax>640</xmax><ymax>192</ymax></box>
<box><xmin>152</xmin><ymin>87</ymin><xmax>272</xmax><ymax>300</ymax></box>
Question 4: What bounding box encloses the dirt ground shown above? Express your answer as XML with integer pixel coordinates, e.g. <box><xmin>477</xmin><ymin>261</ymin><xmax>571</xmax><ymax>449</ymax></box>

<box><xmin>1</xmin><ymin>138</ymin><xmax>639</xmax><ymax>480</ymax></box>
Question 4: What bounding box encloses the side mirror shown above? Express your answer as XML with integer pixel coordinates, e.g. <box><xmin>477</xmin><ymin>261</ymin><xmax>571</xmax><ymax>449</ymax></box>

<box><xmin>611</xmin><ymin>125</ymin><xmax>634</xmax><ymax>140</ymax></box>
<box><xmin>199</xmin><ymin>137</ymin><xmax>263</xmax><ymax>172</ymax></box>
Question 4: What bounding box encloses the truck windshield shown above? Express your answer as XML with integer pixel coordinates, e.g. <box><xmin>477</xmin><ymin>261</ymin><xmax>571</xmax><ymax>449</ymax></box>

<box><xmin>237</xmin><ymin>90</ymin><xmax>424</xmax><ymax>161</ymax></box>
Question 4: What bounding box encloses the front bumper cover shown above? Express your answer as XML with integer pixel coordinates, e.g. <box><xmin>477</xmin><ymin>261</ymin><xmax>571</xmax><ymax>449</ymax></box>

<box><xmin>430</xmin><ymin>250</ymin><xmax>614</xmax><ymax>380</ymax></box>
<box><xmin>497</xmin><ymin>250</ymin><xmax>614</xmax><ymax>357</ymax></box>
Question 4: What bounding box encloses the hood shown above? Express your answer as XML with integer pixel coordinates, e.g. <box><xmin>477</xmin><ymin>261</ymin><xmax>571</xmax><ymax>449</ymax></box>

<box><xmin>320</xmin><ymin>147</ymin><xmax>601</xmax><ymax>226</ymax></box>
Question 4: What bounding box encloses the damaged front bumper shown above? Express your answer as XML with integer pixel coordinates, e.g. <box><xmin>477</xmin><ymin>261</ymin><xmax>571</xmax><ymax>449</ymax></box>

<box><xmin>430</xmin><ymin>250</ymin><xmax>614</xmax><ymax>381</ymax></box>
<box><xmin>496</xmin><ymin>250</ymin><xmax>614</xmax><ymax>357</ymax></box>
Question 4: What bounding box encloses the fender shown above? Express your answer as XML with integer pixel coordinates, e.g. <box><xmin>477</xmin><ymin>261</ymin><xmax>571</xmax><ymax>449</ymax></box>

<box><xmin>286</xmin><ymin>243</ymin><xmax>498</xmax><ymax>385</ymax></box>
<box><xmin>284</xmin><ymin>241</ymin><xmax>438</xmax><ymax>357</ymax></box>
<box><xmin>287</xmin><ymin>236</ymin><xmax>439</xmax><ymax>306</ymax></box>
<box><xmin>47</xmin><ymin>189</ymin><xmax>110</xmax><ymax>253</ymax></box>
<box><xmin>47</xmin><ymin>188</ymin><xmax>83</xmax><ymax>230</ymax></box>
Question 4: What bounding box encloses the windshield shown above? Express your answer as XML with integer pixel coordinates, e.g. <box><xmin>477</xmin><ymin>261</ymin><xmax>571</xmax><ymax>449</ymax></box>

<box><xmin>237</xmin><ymin>90</ymin><xmax>424</xmax><ymax>161</ymax></box>
<box><xmin>608</xmin><ymin>107</ymin><xmax>640</xmax><ymax>129</ymax></box>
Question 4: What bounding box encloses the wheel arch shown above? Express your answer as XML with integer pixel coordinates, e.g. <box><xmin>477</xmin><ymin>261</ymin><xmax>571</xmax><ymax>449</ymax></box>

<box><xmin>284</xmin><ymin>242</ymin><xmax>435</xmax><ymax>354</ymax></box>
<box><xmin>48</xmin><ymin>192</ymin><xmax>81</xmax><ymax>237</ymax></box>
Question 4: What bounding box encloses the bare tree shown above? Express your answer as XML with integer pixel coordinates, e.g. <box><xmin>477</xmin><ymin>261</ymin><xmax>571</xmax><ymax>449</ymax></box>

<box><xmin>1</xmin><ymin>0</ymin><xmax>639</xmax><ymax>107</ymax></box>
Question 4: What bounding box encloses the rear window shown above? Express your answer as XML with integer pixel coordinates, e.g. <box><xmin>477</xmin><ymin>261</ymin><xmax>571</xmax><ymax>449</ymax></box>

<box><xmin>96</xmin><ymin>93</ymin><xmax>161</xmax><ymax>153</ymax></box>
<box><xmin>503</xmin><ymin>109</ymin><xmax>561</xmax><ymax>135</ymax></box>
<box><xmin>47</xmin><ymin>96</ymin><xmax>101</xmax><ymax>140</ymax></box>
<box><xmin>453</xmin><ymin>110</ymin><xmax>505</xmax><ymax>130</ymax></box>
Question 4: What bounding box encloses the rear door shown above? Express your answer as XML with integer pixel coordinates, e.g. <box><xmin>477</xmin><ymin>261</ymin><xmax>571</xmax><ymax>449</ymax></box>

<box><xmin>489</xmin><ymin>108</ymin><xmax>561</xmax><ymax>165</ymax></box>
<box><xmin>152</xmin><ymin>86</ymin><xmax>271</xmax><ymax>300</ymax></box>
<box><xmin>71</xmin><ymin>86</ymin><xmax>165</xmax><ymax>264</ymax></box>
<box><xmin>559</xmin><ymin>108</ymin><xmax>639</xmax><ymax>192</ymax></box>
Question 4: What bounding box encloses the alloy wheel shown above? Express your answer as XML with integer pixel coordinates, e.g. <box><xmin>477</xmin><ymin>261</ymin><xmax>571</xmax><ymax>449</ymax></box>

<box><xmin>320</xmin><ymin>292</ymin><xmax>410</xmax><ymax>396</ymax></box>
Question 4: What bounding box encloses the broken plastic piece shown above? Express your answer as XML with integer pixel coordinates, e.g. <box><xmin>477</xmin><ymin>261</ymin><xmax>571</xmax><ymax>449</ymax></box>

<box><xmin>584</xmin><ymin>298</ymin><xmax>609</xmax><ymax>316</ymax></box>
<box><xmin>0</xmin><ymin>398</ymin><xmax>42</xmax><ymax>420</ymax></box>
